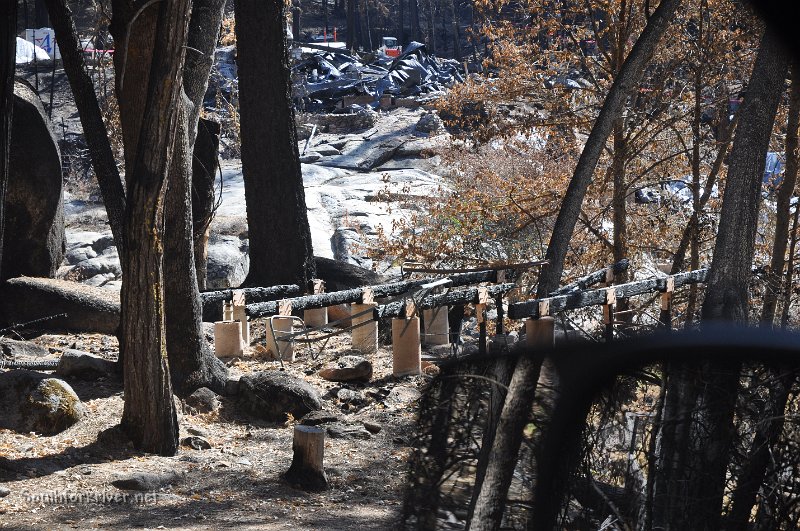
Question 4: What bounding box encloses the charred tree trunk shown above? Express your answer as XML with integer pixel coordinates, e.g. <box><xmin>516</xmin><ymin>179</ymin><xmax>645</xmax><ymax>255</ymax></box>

<box><xmin>727</xmin><ymin>369</ymin><xmax>793</xmax><ymax>531</ymax></box>
<box><xmin>410</xmin><ymin>0</ymin><xmax>421</xmax><ymax>42</ymax></box>
<box><xmin>44</xmin><ymin>0</ymin><xmax>127</xmax><ymax>259</ymax></box>
<box><xmin>235</xmin><ymin>0</ymin><xmax>316</xmax><ymax>289</ymax></box>
<box><xmin>191</xmin><ymin>117</ymin><xmax>219</xmax><ymax>290</ymax></box>
<box><xmin>449</xmin><ymin>0</ymin><xmax>461</xmax><ymax>60</ymax></box>
<box><xmin>0</xmin><ymin>0</ymin><xmax>15</xmax><ymax>281</ymax></box>
<box><xmin>690</xmin><ymin>25</ymin><xmax>789</xmax><ymax>531</ymax></box>
<box><xmin>164</xmin><ymin>103</ymin><xmax>227</xmax><ymax>396</ymax></box>
<box><xmin>347</xmin><ymin>0</ymin><xmax>355</xmax><ymax>48</ymax></box>
<box><xmin>780</xmin><ymin>201</ymin><xmax>800</xmax><ymax>328</ymax></box>
<box><xmin>425</xmin><ymin>0</ymin><xmax>436</xmax><ymax>54</ymax></box>
<box><xmin>162</xmin><ymin>0</ymin><xmax>228</xmax><ymax>396</ymax></box>
<box><xmin>762</xmin><ymin>64</ymin><xmax>800</xmax><ymax>326</ymax></box>
<box><xmin>110</xmin><ymin>0</ymin><xmax>191</xmax><ymax>455</ymax></box>
<box><xmin>398</xmin><ymin>0</ymin><xmax>405</xmax><ymax>45</ymax></box>
<box><xmin>611</xmin><ymin>117</ymin><xmax>630</xmax><ymax>319</ymax></box>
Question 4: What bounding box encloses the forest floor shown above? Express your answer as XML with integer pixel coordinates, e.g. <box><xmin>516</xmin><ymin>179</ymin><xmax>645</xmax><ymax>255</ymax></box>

<box><xmin>0</xmin><ymin>325</ymin><xmax>436</xmax><ymax>530</ymax></box>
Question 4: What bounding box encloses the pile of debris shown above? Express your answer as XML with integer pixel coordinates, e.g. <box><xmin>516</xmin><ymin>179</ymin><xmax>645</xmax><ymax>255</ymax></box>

<box><xmin>291</xmin><ymin>42</ymin><xmax>465</xmax><ymax>111</ymax></box>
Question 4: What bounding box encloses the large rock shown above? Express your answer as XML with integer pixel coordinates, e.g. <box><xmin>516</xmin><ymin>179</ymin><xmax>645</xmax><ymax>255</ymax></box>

<box><xmin>238</xmin><ymin>371</ymin><xmax>322</xmax><ymax>422</ymax></box>
<box><xmin>0</xmin><ymin>370</ymin><xmax>86</xmax><ymax>435</ymax></box>
<box><xmin>56</xmin><ymin>350</ymin><xmax>117</xmax><ymax>379</ymax></box>
<box><xmin>0</xmin><ymin>277</ymin><xmax>120</xmax><ymax>334</ymax></box>
<box><xmin>206</xmin><ymin>235</ymin><xmax>249</xmax><ymax>288</ymax></box>
<box><xmin>2</xmin><ymin>80</ymin><xmax>65</xmax><ymax>282</ymax></box>
<box><xmin>319</xmin><ymin>355</ymin><xmax>373</xmax><ymax>383</ymax></box>
<box><xmin>0</xmin><ymin>338</ymin><xmax>50</xmax><ymax>358</ymax></box>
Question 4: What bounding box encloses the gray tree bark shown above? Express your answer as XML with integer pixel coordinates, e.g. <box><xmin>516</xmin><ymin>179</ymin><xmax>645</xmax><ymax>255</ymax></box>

<box><xmin>689</xmin><ymin>24</ymin><xmax>789</xmax><ymax>531</ymax></box>
<box><xmin>0</xmin><ymin>0</ymin><xmax>15</xmax><ymax>282</ymax></box>
<box><xmin>235</xmin><ymin>0</ymin><xmax>316</xmax><ymax>289</ymax></box>
<box><xmin>111</xmin><ymin>0</ymin><xmax>190</xmax><ymax>455</ymax></box>
<box><xmin>162</xmin><ymin>0</ymin><xmax>228</xmax><ymax>396</ymax></box>
<box><xmin>43</xmin><ymin>0</ymin><xmax>127</xmax><ymax>259</ymax></box>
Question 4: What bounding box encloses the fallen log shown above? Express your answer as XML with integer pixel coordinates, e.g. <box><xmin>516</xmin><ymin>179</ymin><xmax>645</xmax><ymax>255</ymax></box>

<box><xmin>509</xmin><ymin>268</ymin><xmax>709</xmax><ymax>319</ymax></box>
<box><xmin>245</xmin><ymin>270</ymin><xmax>502</xmax><ymax>318</ymax></box>
<box><xmin>549</xmin><ymin>259</ymin><xmax>630</xmax><ymax>296</ymax></box>
<box><xmin>377</xmin><ymin>283</ymin><xmax>517</xmax><ymax>318</ymax></box>
<box><xmin>200</xmin><ymin>284</ymin><xmax>300</xmax><ymax>322</ymax></box>
<box><xmin>0</xmin><ymin>277</ymin><xmax>120</xmax><ymax>334</ymax></box>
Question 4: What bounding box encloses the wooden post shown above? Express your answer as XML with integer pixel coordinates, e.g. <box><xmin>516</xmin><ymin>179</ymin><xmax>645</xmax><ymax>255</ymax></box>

<box><xmin>423</xmin><ymin>307</ymin><xmax>449</xmax><ymax>345</ymax></box>
<box><xmin>603</xmin><ymin>287</ymin><xmax>616</xmax><ymax>343</ymax></box>
<box><xmin>660</xmin><ymin>276</ymin><xmax>674</xmax><ymax>331</ymax></box>
<box><xmin>477</xmin><ymin>287</ymin><xmax>489</xmax><ymax>356</ymax></box>
<box><xmin>304</xmin><ymin>279</ymin><xmax>328</xmax><ymax>328</ymax></box>
<box><xmin>392</xmin><ymin>298</ymin><xmax>421</xmax><ymax>376</ymax></box>
<box><xmin>232</xmin><ymin>290</ymin><xmax>249</xmax><ymax>345</ymax></box>
<box><xmin>284</xmin><ymin>425</ymin><xmax>328</xmax><ymax>491</ymax></box>
<box><xmin>351</xmin><ymin>287</ymin><xmax>378</xmax><ymax>354</ymax></box>
<box><xmin>525</xmin><ymin>315</ymin><xmax>555</xmax><ymax>349</ymax></box>
<box><xmin>214</xmin><ymin>321</ymin><xmax>243</xmax><ymax>356</ymax></box>
<box><xmin>494</xmin><ymin>295</ymin><xmax>505</xmax><ymax>335</ymax></box>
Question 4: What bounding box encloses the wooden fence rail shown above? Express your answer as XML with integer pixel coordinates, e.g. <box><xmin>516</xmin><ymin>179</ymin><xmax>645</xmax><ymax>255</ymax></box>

<box><xmin>508</xmin><ymin>268</ymin><xmax>709</xmax><ymax>320</ymax></box>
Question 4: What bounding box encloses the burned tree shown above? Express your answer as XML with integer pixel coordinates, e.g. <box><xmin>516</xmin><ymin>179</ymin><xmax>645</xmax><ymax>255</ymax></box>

<box><xmin>110</xmin><ymin>0</ymin><xmax>191</xmax><ymax>455</ymax></box>
<box><xmin>235</xmin><ymin>0</ymin><xmax>316</xmax><ymax>289</ymax></box>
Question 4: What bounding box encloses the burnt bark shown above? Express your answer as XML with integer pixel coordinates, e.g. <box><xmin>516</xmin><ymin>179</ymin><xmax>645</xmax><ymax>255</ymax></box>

<box><xmin>689</xmin><ymin>24</ymin><xmax>789</xmax><ymax>531</ymax></box>
<box><xmin>111</xmin><ymin>0</ymin><xmax>190</xmax><ymax>455</ymax></box>
<box><xmin>235</xmin><ymin>0</ymin><xmax>316</xmax><ymax>289</ymax></box>
<box><xmin>347</xmin><ymin>0</ymin><xmax>355</xmax><ymax>48</ymax></box>
<box><xmin>191</xmin><ymin>118</ymin><xmax>219</xmax><ymax>290</ymax></box>
<box><xmin>762</xmin><ymin>64</ymin><xmax>800</xmax><ymax>325</ymax></box>
<box><xmin>0</xmin><ymin>0</ymin><xmax>17</xmax><ymax>281</ymax></box>
<box><xmin>43</xmin><ymin>0</ymin><xmax>127</xmax><ymax>259</ymax></box>
<box><xmin>162</xmin><ymin>0</ymin><xmax>228</xmax><ymax>396</ymax></box>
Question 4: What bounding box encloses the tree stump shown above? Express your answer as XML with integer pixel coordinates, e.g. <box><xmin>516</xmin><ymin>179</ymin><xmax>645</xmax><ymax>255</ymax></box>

<box><xmin>284</xmin><ymin>425</ymin><xmax>328</xmax><ymax>491</ymax></box>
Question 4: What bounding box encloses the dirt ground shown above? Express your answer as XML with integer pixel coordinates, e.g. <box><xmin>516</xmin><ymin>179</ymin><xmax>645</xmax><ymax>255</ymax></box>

<box><xmin>0</xmin><ymin>327</ymin><xmax>435</xmax><ymax>530</ymax></box>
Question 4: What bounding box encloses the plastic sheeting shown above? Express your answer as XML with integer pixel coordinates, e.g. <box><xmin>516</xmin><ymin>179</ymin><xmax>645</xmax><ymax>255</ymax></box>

<box><xmin>15</xmin><ymin>37</ymin><xmax>50</xmax><ymax>64</ymax></box>
<box><xmin>292</xmin><ymin>42</ymin><xmax>464</xmax><ymax>107</ymax></box>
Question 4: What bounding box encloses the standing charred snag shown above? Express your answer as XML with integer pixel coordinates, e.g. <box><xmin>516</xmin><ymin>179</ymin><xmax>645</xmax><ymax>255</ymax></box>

<box><xmin>235</xmin><ymin>0</ymin><xmax>316</xmax><ymax>289</ymax></box>
<box><xmin>687</xmin><ymin>24</ymin><xmax>789</xmax><ymax>531</ymax></box>
<box><xmin>762</xmin><ymin>63</ymin><xmax>800</xmax><ymax>326</ymax></box>
<box><xmin>163</xmin><ymin>0</ymin><xmax>228</xmax><ymax>396</ymax></box>
<box><xmin>0</xmin><ymin>0</ymin><xmax>16</xmax><ymax>282</ymax></box>
<box><xmin>284</xmin><ymin>425</ymin><xmax>329</xmax><ymax>491</ymax></box>
<box><xmin>43</xmin><ymin>0</ymin><xmax>127</xmax><ymax>259</ymax></box>
<box><xmin>191</xmin><ymin>117</ymin><xmax>220</xmax><ymax>291</ymax></box>
<box><xmin>111</xmin><ymin>0</ymin><xmax>192</xmax><ymax>455</ymax></box>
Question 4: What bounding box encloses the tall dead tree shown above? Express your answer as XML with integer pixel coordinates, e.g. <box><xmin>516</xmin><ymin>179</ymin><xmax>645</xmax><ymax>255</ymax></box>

<box><xmin>762</xmin><ymin>64</ymin><xmax>800</xmax><ymax>325</ymax></box>
<box><xmin>684</xmin><ymin>24</ymin><xmax>789</xmax><ymax>531</ymax></box>
<box><xmin>467</xmin><ymin>2</ymin><xmax>683</xmax><ymax>529</ymax></box>
<box><xmin>162</xmin><ymin>0</ymin><xmax>229</xmax><ymax>395</ymax></box>
<box><xmin>110</xmin><ymin>0</ymin><xmax>191</xmax><ymax>455</ymax></box>
<box><xmin>0</xmin><ymin>0</ymin><xmax>15</xmax><ymax>282</ymax></box>
<box><xmin>44</xmin><ymin>0</ymin><xmax>127</xmax><ymax>258</ymax></box>
<box><xmin>235</xmin><ymin>0</ymin><xmax>316</xmax><ymax>289</ymax></box>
